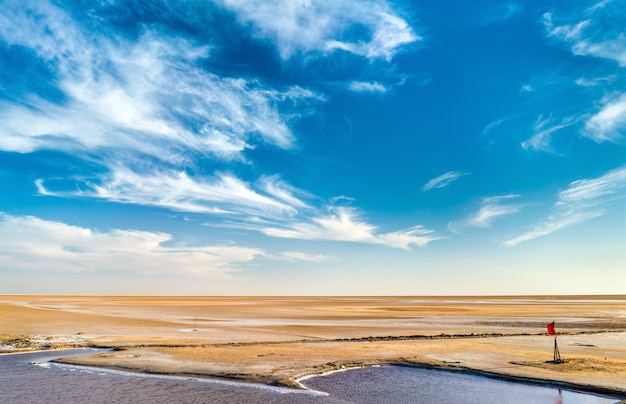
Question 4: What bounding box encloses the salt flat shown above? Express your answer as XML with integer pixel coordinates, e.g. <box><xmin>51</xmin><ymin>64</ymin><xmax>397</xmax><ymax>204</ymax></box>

<box><xmin>1</xmin><ymin>295</ymin><xmax>625</xmax><ymax>395</ymax></box>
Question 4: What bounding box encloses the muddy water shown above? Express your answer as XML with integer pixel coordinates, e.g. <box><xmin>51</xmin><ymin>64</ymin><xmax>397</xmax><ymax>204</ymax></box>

<box><xmin>0</xmin><ymin>350</ymin><xmax>620</xmax><ymax>403</ymax></box>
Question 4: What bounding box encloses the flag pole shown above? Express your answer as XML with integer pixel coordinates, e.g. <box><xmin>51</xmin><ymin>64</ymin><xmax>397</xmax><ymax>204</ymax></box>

<box><xmin>548</xmin><ymin>321</ymin><xmax>562</xmax><ymax>363</ymax></box>
<box><xmin>554</xmin><ymin>336</ymin><xmax>562</xmax><ymax>363</ymax></box>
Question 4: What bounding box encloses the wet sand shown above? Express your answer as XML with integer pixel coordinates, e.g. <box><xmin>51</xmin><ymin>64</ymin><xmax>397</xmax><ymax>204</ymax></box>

<box><xmin>1</xmin><ymin>295</ymin><xmax>625</xmax><ymax>396</ymax></box>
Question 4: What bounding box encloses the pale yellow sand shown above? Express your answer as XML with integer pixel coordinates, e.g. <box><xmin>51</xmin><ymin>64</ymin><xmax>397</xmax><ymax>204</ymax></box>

<box><xmin>1</xmin><ymin>295</ymin><xmax>625</xmax><ymax>395</ymax></box>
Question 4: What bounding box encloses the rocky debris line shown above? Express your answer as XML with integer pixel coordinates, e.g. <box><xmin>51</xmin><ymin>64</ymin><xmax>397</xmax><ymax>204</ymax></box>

<box><xmin>81</xmin><ymin>330</ymin><xmax>623</xmax><ymax>351</ymax></box>
<box><xmin>475</xmin><ymin>321</ymin><xmax>626</xmax><ymax>330</ymax></box>
<box><xmin>0</xmin><ymin>334</ymin><xmax>90</xmax><ymax>352</ymax></box>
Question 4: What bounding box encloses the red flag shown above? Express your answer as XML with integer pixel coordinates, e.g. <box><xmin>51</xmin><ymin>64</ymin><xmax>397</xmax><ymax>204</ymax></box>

<box><xmin>547</xmin><ymin>322</ymin><xmax>556</xmax><ymax>336</ymax></box>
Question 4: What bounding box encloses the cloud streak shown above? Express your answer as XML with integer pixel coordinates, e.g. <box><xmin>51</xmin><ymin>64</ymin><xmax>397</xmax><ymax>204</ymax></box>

<box><xmin>522</xmin><ymin>114</ymin><xmax>581</xmax><ymax>153</ymax></box>
<box><xmin>37</xmin><ymin>169</ymin><xmax>306</xmax><ymax>218</ymax></box>
<box><xmin>542</xmin><ymin>1</ymin><xmax>626</xmax><ymax>64</ymax></box>
<box><xmin>583</xmin><ymin>93</ymin><xmax>626</xmax><ymax>143</ymax></box>
<box><xmin>0</xmin><ymin>10</ymin><xmax>311</xmax><ymax>159</ymax></box>
<box><xmin>423</xmin><ymin>171</ymin><xmax>469</xmax><ymax>191</ymax></box>
<box><xmin>348</xmin><ymin>81</ymin><xmax>388</xmax><ymax>93</ymax></box>
<box><xmin>505</xmin><ymin>165</ymin><xmax>626</xmax><ymax>246</ymax></box>
<box><xmin>216</xmin><ymin>0</ymin><xmax>420</xmax><ymax>61</ymax></box>
<box><xmin>449</xmin><ymin>194</ymin><xmax>522</xmax><ymax>233</ymax></box>
<box><xmin>0</xmin><ymin>1</ymin><xmax>325</xmax><ymax>226</ymax></box>
<box><xmin>467</xmin><ymin>195</ymin><xmax>522</xmax><ymax>228</ymax></box>
<box><xmin>0</xmin><ymin>1</ymin><xmax>439</xmax><ymax>252</ymax></box>
<box><xmin>260</xmin><ymin>206</ymin><xmax>439</xmax><ymax>250</ymax></box>
<box><xmin>540</xmin><ymin>3</ymin><xmax>626</xmax><ymax>147</ymax></box>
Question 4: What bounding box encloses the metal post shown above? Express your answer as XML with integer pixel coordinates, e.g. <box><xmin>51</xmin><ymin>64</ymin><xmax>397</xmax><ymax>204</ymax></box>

<box><xmin>554</xmin><ymin>337</ymin><xmax>562</xmax><ymax>363</ymax></box>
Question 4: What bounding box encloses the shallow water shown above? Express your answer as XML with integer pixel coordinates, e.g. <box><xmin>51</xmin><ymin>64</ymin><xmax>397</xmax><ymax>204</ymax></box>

<box><xmin>0</xmin><ymin>350</ymin><xmax>621</xmax><ymax>403</ymax></box>
<box><xmin>0</xmin><ymin>349</ymin><xmax>324</xmax><ymax>403</ymax></box>
<box><xmin>302</xmin><ymin>366</ymin><xmax>620</xmax><ymax>404</ymax></box>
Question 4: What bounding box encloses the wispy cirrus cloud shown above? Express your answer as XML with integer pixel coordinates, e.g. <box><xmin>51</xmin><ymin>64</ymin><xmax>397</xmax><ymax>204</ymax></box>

<box><xmin>480</xmin><ymin>114</ymin><xmax>523</xmax><ymax>148</ymax></box>
<box><xmin>522</xmin><ymin>114</ymin><xmax>581</xmax><ymax>153</ymax></box>
<box><xmin>348</xmin><ymin>81</ymin><xmax>388</xmax><ymax>93</ymax></box>
<box><xmin>38</xmin><ymin>165</ymin><xmax>436</xmax><ymax>250</ymax></box>
<box><xmin>575</xmin><ymin>75</ymin><xmax>615</xmax><ymax>87</ymax></box>
<box><xmin>543</xmin><ymin>8</ymin><xmax>626</xmax><ymax>67</ymax></box>
<box><xmin>423</xmin><ymin>171</ymin><xmax>469</xmax><ymax>191</ymax></box>
<box><xmin>0</xmin><ymin>10</ymin><xmax>312</xmax><ymax>159</ymax></box>
<box><xmin>260</xmin><ymin>206</ymin><xmax>439</xmax><ymax>250</ymax></box>
<box><xmin>216</xmin><ymin>0</ymin><xmax>420</xmax><ymax>61</ymax></box>
<box><xmin>271</xmin><ymin>251</ymin><xmax>331</xmax><ymax>262</ymax></box>
<box><xmin>482</xmin><ymin>116</ymin><xmax>510</xmax><ymax>136</ymax></box>
<box><xmin>449</xmin><ymin>194</ymin><xmax>522</xmax><ymax>233</ymax></box>
<box><xmin>37</xmin><ymin>169</ymin><xmax>306</xmax><ymax>218</ymax></box>
<box><xmin>583</xmin><ymin>93</ymin><xmax>626</xmax><ymax>143</ymax></box>
<box><xmin>543</xmin><ymin>11</ymin><xmax>626</xmax><ymax>67</ymax></box>
<box><xmin>467</xmin><ymin>195</ymin><xmax>522</xmax><ymax>228</ymax></box>
<box><xmin>0</xmin><ymin>1</ymin><xmax>320</xmax><ymax>216</ymax></box>
<box><xmin>0</xmin><ymin>1</ymin><xmax>434</xmax><ymax>252</ymax></box>
<box><xmin>539</xmin><ymin>2</ymin><xmax>626</xmax><ymax>147</ymax></box>
<box><xmin>505</xmin><ymin>165</ymin><xmax>626</xmax><ymax>246</ymax></box>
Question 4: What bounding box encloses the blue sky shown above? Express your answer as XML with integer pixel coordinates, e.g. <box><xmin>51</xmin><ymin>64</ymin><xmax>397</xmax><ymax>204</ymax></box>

<box><xmin>1</xmin><ymin>0</ymin><xmax>625</xmax><ymax>295</ymax></box>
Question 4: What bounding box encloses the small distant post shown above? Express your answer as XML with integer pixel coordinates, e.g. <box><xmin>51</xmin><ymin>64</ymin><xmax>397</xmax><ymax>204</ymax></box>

<box><xmin>547</xmin><ymin>321</ymin><xmax>563</xmax><ymax>363</ymax></box>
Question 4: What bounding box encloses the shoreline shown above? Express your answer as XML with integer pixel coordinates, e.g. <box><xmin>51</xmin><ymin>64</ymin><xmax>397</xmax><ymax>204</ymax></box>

<box><xmin>39</xmin><ymin>337</ymin><xmax>625</xmax><ymax>399</ymax></box>
<box><xmin>34</xmin><ymin>348</ymin><xmax>626</xmax><ymax>399</ymax></box>
<box><xmin>2</xmin><ymin>295</ymin><xmax>625</xmax><ymax>399</ymax></box>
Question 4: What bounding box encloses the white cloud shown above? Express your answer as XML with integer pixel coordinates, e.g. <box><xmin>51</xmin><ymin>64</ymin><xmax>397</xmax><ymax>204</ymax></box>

<box><xmin>0</xmin><ymin>23</ymin><xmax>307</xmax><ymax>159</ymax></box>
<box><xmin>468</xmin><ymin>194</ymin><xmax>522</xmax><ymax>228</ymax></box>
<box><xmin>423</xmin><ymin>171</ymin><xmax>469</xmax><ymax>191</ymax></box>
<box><xmin>556</xmin><ymin>165</ymin><xmax>626</xmax><ymax>205</ymax></box>
<box><xmin>575</xmin><ymin>75</ymin><xmax>615</xmax><ymax>87</ymax></box>
<box><xmin>482</xmin><ymin>118</ymin><xmax>508</xmax><ymax>135</ymax></box>
<box><xmin>543</xmin><ymin>5</ymin><xmax>626</xmax><ymax>67</ymax></box>
<box><xmin>0</xmin><ymin>1</ymin><xmax>326</xmax><ymax>221</ymax></box>
<box><xmin>348</xmin><ymin>81</ymin><xmax>388</xmax><ymax>93</ymax></box>
<box><xmin>260</xmin><ymin>206</ymin><xmax>439</xmax><ymax>249</ymax></box>
<box><xmin>0</xmin><ymin>1</ymin><xmax>434</xmax><ymax>252</ymax></box>
<box><xmin>37</xmin><ymin>169</ymin><xmax>303</xmax><ymax>218</ymax></box>
<box><xmin>449</xmin><ymin>194</ymin><xmax>522</xmax><ymax>233</ymax></box>
<box><xmin>538</xmin><ymin>5</ymin><xmax>626</xmax><ymax>150</ymax></box>
<box><xmin>544</xmin><ymin>15</ymin><xmax>591</xmax><ymax>41</ymax></box>
<box><xmin>215</xmin><ymin>0</ymin><xmax>420</xmax><ymax>60</ymax></box>
<box><xmin>259</xmin><ymin>175</ymin><xmax>311</xmax><ymax>210</ymax></box>
<box><xmin>481</xmin><ymin>114</ymin><xmax>523</xmax><ymax>147</ymax></box>
<box><xmin>37</xmin><ymin>161</ymin><xmax>437</xmax><ymax>250</ymax></box>
<box><xmin>588</xmin><ymin>0</ymin><xmax>615</xmax><ymax>12</ymax></box>
<box><xmin>583</xmin><ymin>93</ymin><xmax>626</xmax><ymax>143</ymax></box>
<box><xmin>520</xmin><ymin>84</ymin><xmax>534</xmax><ymax>93</ymax></box>
<box><xmin>505</xmin><ymin>165</ymin><xmax>626</xmax><ymax>246</ymax></box>
<box><xmin>375</xmin><ymin>226</ymin><xmax>439</xmax><ymax>249</ymax></box>
<box><xmin>0</xmin><ymin>213</ymin><xmax>264</xmax><ymax>276</ymax></box>
<box><xmin>522</xmin><ymin>114</ymin><xmax>581</xmax><ymax>153</ymax></box>
<box><xmin>272</xmin><ymin>251</ymin><xmax>331</xmax><ymax>262</ymax></box>
<box><xmin>504</xmin><ymin>210</ymin><xmax>603</xmax><ymax>247</ymax></box>
<box><xmin>571</xmin><ymin>34</ymin><xmax>626</xmax><ymax>67</ymax></box>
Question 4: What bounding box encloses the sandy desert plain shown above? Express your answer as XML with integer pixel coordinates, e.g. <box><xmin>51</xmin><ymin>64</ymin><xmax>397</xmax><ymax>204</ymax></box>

<box><xmin>1</xmin><ymin>295</ymin><xmax>625</xmax><ymax>397</ymax></box>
